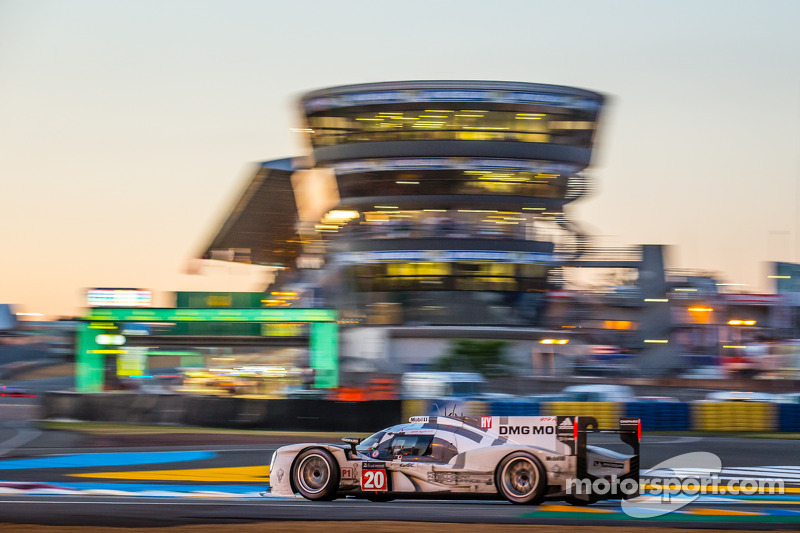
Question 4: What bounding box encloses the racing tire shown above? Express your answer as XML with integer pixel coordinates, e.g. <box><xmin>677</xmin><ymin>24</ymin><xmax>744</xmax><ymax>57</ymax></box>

<box><xmin>495</xmin><ymin>452</ymin><xmax>546</xmax><ymax>505</ymax></box>
<box><xmin>292</xmin><ymin>448</ymin><xmax>340</xmax><ymax>501</ymax></box>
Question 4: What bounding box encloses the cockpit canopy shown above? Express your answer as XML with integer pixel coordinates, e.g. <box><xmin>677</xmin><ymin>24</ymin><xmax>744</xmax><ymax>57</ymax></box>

<box><xmin>357</xmin><ymin>423</ymin><xmax>459</xmax><ymax>463</ymax></box>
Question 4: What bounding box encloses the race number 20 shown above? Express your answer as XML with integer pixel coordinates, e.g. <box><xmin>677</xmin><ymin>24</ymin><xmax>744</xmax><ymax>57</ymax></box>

<box><xmin>361</xmin><ymin>468</ymin><xmax>387</xmax><ymax>491</ymax></box>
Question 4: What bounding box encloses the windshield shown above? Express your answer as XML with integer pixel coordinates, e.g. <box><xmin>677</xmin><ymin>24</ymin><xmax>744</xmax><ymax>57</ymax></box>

<box><xmin>357</xmin><ymin>431</ymin><xmax>386</xmax><ymax>452</ymax></box>
<box><xmin>570</xmin><ymin>391</ymin><xmax>602</xmax><ymax>402</ymax></box>
<box><xmin>379</xmin><ymin>434</ymin><xmax>434</xmax><ymax>458</ymax></box>
<box><xmin>357</xmin><ymin>425</ymin><xmax>404</xmax><ymax>453</ymax></box>
<box><xmin>379</xmin><ymin>434</ymin><xmax>433</xmax><ymax>456</ymax></box>
<box><xmin>451</xmin><ymin>381</ymin><xmax>483</xmax><ymax>396</ymax></box>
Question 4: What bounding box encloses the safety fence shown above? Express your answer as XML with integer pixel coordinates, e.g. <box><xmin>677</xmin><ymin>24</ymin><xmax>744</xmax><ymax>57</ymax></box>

<box><xmin>481</xmin><ymin>400</ymin><xmax>800</xmax><ymax>432</ymax></box>
<box><xmin>42</xmin><ymin>393</ymin><xmax>800</xmax><ymax>433</ymax></box>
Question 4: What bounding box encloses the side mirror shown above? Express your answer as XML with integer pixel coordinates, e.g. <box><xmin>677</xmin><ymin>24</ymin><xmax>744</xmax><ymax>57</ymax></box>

<box><xmin>341</xmin><ymin>436</ymin><xmax>363</xmax><ymax>454</ymax></box>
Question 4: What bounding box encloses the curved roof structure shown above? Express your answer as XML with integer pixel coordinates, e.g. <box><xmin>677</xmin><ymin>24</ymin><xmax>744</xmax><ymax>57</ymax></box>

<box><xmin>301</xmin><ymin>80</ymin><xmax>604</xmax><ymax>108</ymax></box>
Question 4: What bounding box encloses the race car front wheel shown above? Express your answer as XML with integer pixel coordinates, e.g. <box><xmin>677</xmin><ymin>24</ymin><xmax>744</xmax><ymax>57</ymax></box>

<box><xmin>496</xmin><ymin>452</ymin><xmax>546</xmax><ymax>504</ymax></box>
<box><xmin>292</xmin><ymin>448</ymin><xmax>340</xmax><ymax>501</ymax></box>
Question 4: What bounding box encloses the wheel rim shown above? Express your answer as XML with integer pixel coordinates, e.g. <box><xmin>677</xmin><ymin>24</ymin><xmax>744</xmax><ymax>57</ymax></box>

<box><xmin>297</xmin><ymin>454</ymin><xmax>330</xmax><ymax>494</ymax></box>
<box><xmin>501</xmin><ymin>457</ymin><xmax>538</xmax><ymax>498</ymax></box>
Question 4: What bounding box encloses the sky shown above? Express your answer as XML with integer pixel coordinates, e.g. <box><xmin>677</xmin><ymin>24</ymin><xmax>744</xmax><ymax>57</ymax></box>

<box><xmin>1</xmin><ymin>0</ymin><xmax>799</xmax><ymax>318</ymax></box>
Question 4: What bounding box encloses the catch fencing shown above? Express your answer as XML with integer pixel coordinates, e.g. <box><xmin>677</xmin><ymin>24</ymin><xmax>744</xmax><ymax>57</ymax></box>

<box><xmin>482</xmin><ymin>399</ymin><xmax>800</xmax><ymax>432</ymax></box>
<box><xmin>41</xmin><ymin>392</ymin><xmax>800</xmax><ymax>432</ymax></box>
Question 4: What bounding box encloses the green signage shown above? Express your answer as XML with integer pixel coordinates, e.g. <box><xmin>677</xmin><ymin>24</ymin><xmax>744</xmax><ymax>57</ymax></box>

<box><xmin>83</xmin><ymin>308</ymin><xmax>337</xmax><ymax>323</ymax></box>
<box><xmin>175</xmin><ymin>292</ymin><xmax>264</xmax><ymax>308</ymax></box>
<box><xmin>75</xmin><ymin>307</ymin><xmax>339</xmax><ymax>392</ymax></box>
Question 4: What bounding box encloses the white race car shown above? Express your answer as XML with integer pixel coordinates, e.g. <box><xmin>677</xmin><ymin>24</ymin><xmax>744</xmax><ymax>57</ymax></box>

<box><xmin>268</xmin><ymin>414</ymin><xmax>640</xmax><ymax>504</ymax></box>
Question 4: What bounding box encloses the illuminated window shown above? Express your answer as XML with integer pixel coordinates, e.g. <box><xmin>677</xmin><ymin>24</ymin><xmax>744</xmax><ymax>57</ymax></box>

<box><xmin>306</xmin><ymin>107</ymin><xmax>595</xmax><ymax>148</ymax></box>
<box><xmin>336</xmin><ymin>170</ymin><xmax>567</xmax><ymax>200</ymax></box>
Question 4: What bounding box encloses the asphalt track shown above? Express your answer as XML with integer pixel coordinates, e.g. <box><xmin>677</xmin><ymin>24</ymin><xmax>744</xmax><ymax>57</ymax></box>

<box><xmin>1</xmin><ymin>400</ymin><xmax>799</xmax><ymax>528</ymax></box>
<box><xmin>0</xmin><ymin>495</ymin><xmax>797</xmax><ymax>530</ymax></box>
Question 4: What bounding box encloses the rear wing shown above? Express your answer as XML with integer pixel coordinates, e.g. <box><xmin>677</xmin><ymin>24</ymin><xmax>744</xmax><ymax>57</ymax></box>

<box><xmin>574</xmin><ymin>416</ymin><xmax>640</xmax><ymax>498</ymax></box>
<box><xmin>574</xmin><ymin>416</ymin><xmax>640</xmax><ymax>456</ymax></box>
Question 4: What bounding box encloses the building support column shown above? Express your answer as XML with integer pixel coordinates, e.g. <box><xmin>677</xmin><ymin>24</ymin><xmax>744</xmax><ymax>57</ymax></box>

<box><xmin>76</xmin><ymin>322</ymin><xmax>106</xmax><ymax>392</ymax></box>
<box><xmin>310</xmin><ymin>321</ymin><xmax>339</xmax><ymax>388</ymax></box>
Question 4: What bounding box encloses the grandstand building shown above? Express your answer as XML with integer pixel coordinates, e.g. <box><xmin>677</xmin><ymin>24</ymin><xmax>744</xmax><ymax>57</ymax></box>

<box><xmin>200</xmin><ymin>81</ymin><xmax>673</xmax><ymax>374</ymax></box>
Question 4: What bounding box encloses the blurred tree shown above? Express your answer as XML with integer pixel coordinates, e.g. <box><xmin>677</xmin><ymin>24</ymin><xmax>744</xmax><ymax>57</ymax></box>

<box><xmin>436</xmin><ymin>339</ymin><xmax>510</xmax><ymax>377</ymax></box>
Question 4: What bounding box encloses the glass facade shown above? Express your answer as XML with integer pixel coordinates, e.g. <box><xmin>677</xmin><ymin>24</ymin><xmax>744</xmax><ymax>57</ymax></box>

<box><xmin>306</xmin><ymin>107</ymin><xmax>597</xmax><ymax>148</ymax></box>
<box><xmin>351</xmin><ymin>290</ymin><xmax>549</xmax><ymax>326</ymax></box>
<box><xmin>336</xmin><ymin>169</ymin><xmax>568</xmax><ymax>200</ymax></box>
<box><xmin>351</xmin><ymin>262</ymin><xmax>548</xmax><ymax>293</ymax></box>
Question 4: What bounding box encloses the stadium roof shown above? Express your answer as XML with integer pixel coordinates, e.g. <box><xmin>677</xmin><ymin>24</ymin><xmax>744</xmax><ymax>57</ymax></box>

<box><xmin>198</xmin><ymin>158</ymin><xmax>306</xmax><ymax>267</ymax></box>
<box><xmin>0</xmin><ymin>304</ymin><xmax>18</xmax><ymax>333</ymax></box>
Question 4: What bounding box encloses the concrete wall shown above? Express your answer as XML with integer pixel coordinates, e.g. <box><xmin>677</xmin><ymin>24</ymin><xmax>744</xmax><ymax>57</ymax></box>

<box><xmin>341</xmin><ymin>326</ymin><xmax>576</xmax><ymax>376</ymax></box>
<box><xmin>42</xmin><ymin>392</ymin><xmax>403</xmax><ymax>432</ymax></box>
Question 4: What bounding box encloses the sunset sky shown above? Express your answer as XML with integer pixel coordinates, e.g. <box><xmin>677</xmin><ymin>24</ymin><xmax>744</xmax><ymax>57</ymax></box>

<box><xmin>2</xmin><ymin>0</ymin><xmax>799</xmax><ymax>317</ymax></box>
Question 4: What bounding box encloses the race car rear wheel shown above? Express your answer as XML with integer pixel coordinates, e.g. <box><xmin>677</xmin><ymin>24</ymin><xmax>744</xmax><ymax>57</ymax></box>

<box><xmin>292</xmin><ymin>448</ymin><xmax>340</xmax><ymax>501</ymax></box>
<box><xmin>496</xmin><ymin>452</ymin><xmax>546</xmax><ymax>504</ymax></box>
